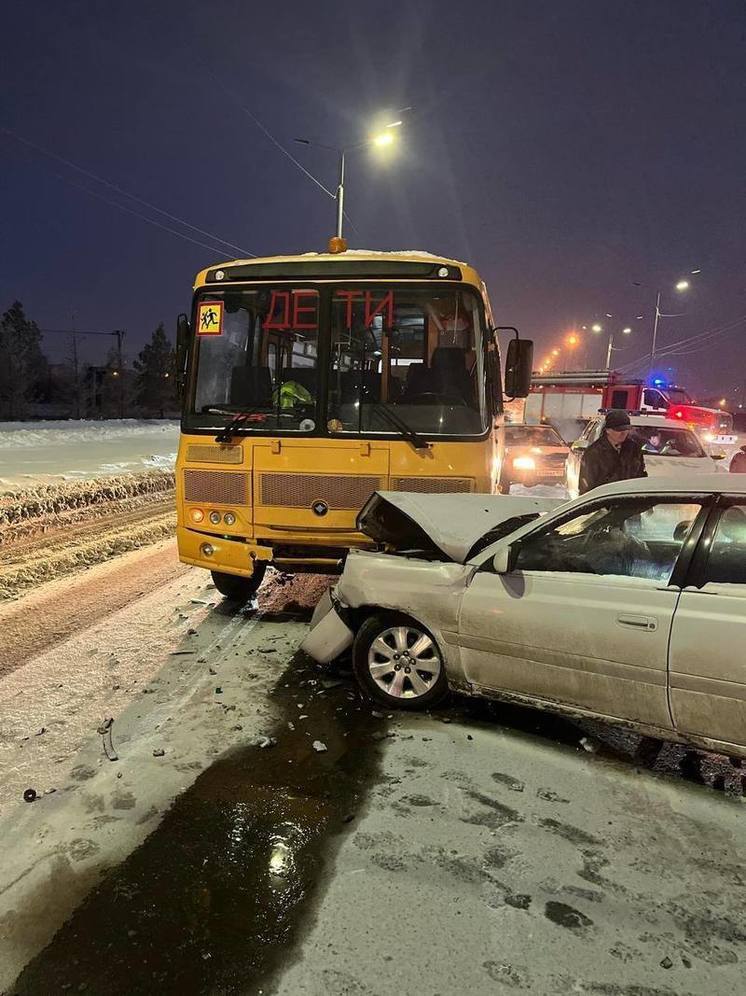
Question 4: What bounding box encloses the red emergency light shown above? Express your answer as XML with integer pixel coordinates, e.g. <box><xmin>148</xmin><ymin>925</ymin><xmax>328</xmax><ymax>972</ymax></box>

<box><xmin>667</xmin><ymin>404</ymin><xmax>718</xmax><ymax>430</ymax></box>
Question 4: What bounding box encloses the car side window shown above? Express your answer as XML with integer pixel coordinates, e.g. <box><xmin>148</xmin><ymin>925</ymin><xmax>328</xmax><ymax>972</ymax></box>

<box><xmin>644</xmin><ymin>389</ymin><xmax>666</xmax><ymax>409</ymax></box>
<box><xmin>514</xmin><ymin>498</ymin><xmax>703</xmax><ymax>582</ymax></box>
<box><xmin>702</xmin><ymin>504</ymin><xmax>746</xmax><ymax>585</ymax></box>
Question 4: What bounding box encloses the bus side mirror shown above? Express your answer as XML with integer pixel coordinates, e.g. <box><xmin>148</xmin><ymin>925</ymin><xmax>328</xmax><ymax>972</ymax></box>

<box><xmin>176</xmin><ymin>313</ymin><xmax>190</xmax><ymax>400</ymax></box>
<box><xmin>504</xmin><ymin>339</ymin><xmax>533</xmax><ymax>398</ymax></box>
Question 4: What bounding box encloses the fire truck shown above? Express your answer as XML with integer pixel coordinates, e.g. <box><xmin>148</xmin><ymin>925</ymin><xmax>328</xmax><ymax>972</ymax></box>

<box><xmin>525</xmin><ymin>371</ymin><xmax>734</xmax><ymax>443</ymax></box>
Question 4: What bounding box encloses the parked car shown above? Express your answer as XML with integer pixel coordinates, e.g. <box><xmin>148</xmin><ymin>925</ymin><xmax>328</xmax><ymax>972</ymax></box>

<box><xmin>565</xmin><ymin>414</ymin><xmax>726</xmax><ymax>498</ymax></box>
<box><xmin>730</xmin><ymin>448</ymin><xmax>746</xmax><ymax>473</ymax></box>
<box><xmin>495</xmin><ymin>423</ymin><xmax>569</xmax><ymax>492</ymax></box>
<box><xmin>302</xmin><ymin>477</ymin><xmax>746</xmax><ymax>759</ymax></box>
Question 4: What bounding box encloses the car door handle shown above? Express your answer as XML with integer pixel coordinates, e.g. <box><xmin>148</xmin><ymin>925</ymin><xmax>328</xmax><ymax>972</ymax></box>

<box><xmin>617</xmin><ymin>614</ymin><xmax>657</xmax><ymax>631</ymax></box>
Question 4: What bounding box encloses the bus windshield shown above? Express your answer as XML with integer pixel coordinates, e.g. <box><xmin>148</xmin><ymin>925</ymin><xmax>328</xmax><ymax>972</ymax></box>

<box><xmin>188</xmin><ymin>283</ymin><xmax>488</xmax><ymax>438</ymax></box>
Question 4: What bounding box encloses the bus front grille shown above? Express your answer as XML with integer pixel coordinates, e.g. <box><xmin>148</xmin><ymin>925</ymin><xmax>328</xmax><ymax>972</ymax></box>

<box><xmin>183</xmin><ymin>470</ymin><xmax>248</xmax><ymax>505</ymax></box>
<box><xmin>391</xmin><ymin>476</ymin><xmax>474</xmax><ymax>493</ymax></box>
<box><xmin>259</xmin><ymin>473</ymin><xmax>383</xmax><ymax>509</ymax></box>
<box><xmin>186</xmin><ymin>444</ymin><xmax>243</xmax><ymax>464</ymax></box>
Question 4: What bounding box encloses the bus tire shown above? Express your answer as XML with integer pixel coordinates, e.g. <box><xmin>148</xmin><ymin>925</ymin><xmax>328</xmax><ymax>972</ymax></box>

<box><xmin>211</xmin><ymin>564</ymin><xmax>267</xmax><ymax>601</ymax></box>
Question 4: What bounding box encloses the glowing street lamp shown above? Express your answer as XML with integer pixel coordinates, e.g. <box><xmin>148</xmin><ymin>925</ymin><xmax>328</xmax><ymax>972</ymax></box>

<box><xmin>295</xmin><ymin>115</ymin><xmax>404</xmax><ymax>243</ymax></box>
<box><xmin>648</xmin><ymin>272</ymin><xmax>698</xmax><ymax>373</ymax></box>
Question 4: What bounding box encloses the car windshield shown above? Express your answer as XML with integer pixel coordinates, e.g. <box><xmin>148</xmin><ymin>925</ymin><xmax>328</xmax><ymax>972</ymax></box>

<box><xmin>664</xmin><ymin>387</ymin><xmax>694</xmax><ymax>404</ymax></box>
<box><xmin>632</xmin><ymin>425</ymin><xmax>705</xmax><ymax>457</ymax></box>
<box><xmin>505</xmin><ymin>425</ymin><xmax>564</xmax><ymax>447</ymax></box>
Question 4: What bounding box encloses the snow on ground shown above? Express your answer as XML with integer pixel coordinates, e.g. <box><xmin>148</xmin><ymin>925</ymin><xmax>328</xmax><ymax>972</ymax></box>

<box><xmin>510</xmin><ymin>483</ymin><xmax>569</xmax><ymax>498</ymax></box>
<box><xmin>0</xmin><ymin>419</ymin><xmax>179</xmax><ymax>490</ymax></box>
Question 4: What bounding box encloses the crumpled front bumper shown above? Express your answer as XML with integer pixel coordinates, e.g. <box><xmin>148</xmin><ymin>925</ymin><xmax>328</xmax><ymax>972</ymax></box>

<box><xmin>301</xmin><ymin>588</ymin><xmax>354</xmax><ymax>664</ymax></box>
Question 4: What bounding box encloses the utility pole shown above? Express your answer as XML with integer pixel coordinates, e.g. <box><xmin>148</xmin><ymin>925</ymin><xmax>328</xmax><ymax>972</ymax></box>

<box><xmin>114</xmin><ymin>329</ymin><xmax>125</xmax><ymax>418</ymax></box>
<box><xmin>70</xmin><ymin>311</ymin><xmax>81</xmax><ymax>419</ymax></box>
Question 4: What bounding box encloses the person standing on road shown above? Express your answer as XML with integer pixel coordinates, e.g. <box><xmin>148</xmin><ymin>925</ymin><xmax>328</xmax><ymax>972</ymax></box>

<box><xmin>579</xmin><ymin>410</ymin><xmax>647</xmax><ymax>494</ymax></box>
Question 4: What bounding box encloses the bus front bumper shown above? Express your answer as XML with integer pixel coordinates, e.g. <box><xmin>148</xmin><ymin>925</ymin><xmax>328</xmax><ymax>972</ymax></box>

<box><xmin>177</xmin><ymin>526</ymin><xmax>362</xmax><ymax>577</ymax></box>
<box><xmin>177</xmin><ymin>526</ymin><xmax>274</xmax><ymax>578</ymax></box>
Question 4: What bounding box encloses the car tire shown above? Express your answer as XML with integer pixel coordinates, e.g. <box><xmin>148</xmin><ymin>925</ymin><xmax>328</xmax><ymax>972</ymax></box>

<box><xmin>352</xmin><ymin>613</ymin><xmax>449</xmax><ymax>710</ymax></box>
<box><xmin>211</xmin><ymin>564</ymin><xmax>267</xmax><ymax>601</ymax></box>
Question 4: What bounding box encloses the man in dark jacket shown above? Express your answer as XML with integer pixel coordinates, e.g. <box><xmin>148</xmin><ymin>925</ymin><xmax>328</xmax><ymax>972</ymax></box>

<box><xmin>579</xmin><ymin>410</ymin><xmax>647</xmax><ymax>494</ymax></box>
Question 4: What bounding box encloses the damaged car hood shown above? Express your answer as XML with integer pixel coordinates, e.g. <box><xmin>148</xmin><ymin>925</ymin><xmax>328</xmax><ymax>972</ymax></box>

<box><xmin>357</xmin><ymin>491</ymin><xmax>565</xmax><ymax>563</ymax></box>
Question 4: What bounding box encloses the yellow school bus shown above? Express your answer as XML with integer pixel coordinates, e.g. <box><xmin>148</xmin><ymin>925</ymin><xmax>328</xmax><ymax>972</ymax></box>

<box><xmin>175</xmin><ymin>247</ymin><xmax>532</xmax><ymax>599</ymax></box>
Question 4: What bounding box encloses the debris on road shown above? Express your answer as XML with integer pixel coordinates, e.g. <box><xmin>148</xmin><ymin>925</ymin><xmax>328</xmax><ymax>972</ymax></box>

<box><xmin>97</xmin><ymin>717</ymin><xmax>118</xmax><ymax>761</ymax></box>
<box><xmin>152</xmin><ymin>748</ymin><xmax>165</xmax><ymax>757</ymax></box>
<box><xmin>250</xmin><ymin>735</ymin><xmax>277</xmax><ymax>749</ymax></box>
<box><xmin>23</xmin><ymin>788</ymin><xmax>37</xmax><ymax>803</ymax></box>
<box><xmin>312</xmin><ymin>741</ymin><xmax>328</xmax><ymax>753</ymax></box>
<box><xmin>580</xmin><ymin>736</ymin><xmax>599</xmax><ymax>754</ymax></box>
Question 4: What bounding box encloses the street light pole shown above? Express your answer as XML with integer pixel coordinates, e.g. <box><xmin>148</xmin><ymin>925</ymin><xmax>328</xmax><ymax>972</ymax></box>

<box><xmin>335</xmin><ymin>149</ymin><xmax>345</xmax><ymax>239</ymax></box>
<box><xmin>606</xmin><ymin>332</ymin><xmax>615</xmax><ymax>371</ymax></box>
<box><xmin>649</xmin><ymin>290</ymin><xmax>662</xmax><ymax>373</ymax></box>
<box><xmin>295</xmin><ymin>118</ymin><xmax>402</xmax><ymax>245</ymax></box>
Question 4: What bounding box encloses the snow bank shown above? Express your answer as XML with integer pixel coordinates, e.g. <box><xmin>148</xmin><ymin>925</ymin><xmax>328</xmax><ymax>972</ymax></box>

<box><xmin>0</xmin><ymin>420</ymin><xmax>180</xmax><ymax>491</ymax></box>
<box><xmin>0</xmin><ymin>419</ymin><xmax>178</xmax><ymax>449</ymax></box>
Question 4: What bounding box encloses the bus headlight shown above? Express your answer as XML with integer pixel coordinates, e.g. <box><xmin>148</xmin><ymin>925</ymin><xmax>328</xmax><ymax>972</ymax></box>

<box><xmin>224</xmin><ymin>512</ymin><xmax>236</xmax><ymax>525</ymax></box>
<box><xmin>209</xmin><ymin>510</ymin><xmax>221</xmax><ymax>524</ymax></box>
<box><xmin>513</xmin><ymin>456</ymin><xmax>536</xmax><ymax>471</ymax></box>
<box><xmin>190</xmin><ymin>508</ymin><xmax>205</xmax><ymax>523</ymax></box>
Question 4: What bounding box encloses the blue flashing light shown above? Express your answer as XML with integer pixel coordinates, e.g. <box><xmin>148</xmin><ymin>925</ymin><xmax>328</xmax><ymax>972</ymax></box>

<box><xmin>650</xmin><ymin>375</ymin><xmax>667</xmax><ymax>388</ymax></box>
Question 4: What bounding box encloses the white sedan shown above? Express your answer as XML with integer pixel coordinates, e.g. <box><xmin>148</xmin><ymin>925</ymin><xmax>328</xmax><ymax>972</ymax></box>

<box><xmin>302</xmin><ymin>477</ymin><xmax>746</xmax><ymax>759</ymax></box>
<box><xmin>565</xmin><ymin>414</ymin><xmax>726</xmax><ymax>498</ymax></box>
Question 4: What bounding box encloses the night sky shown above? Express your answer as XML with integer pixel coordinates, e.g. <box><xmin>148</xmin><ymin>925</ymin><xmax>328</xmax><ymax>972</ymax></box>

<box><xmin>2</xmin><ymin>0</ymin><xmax>745</xmax><ymax>396</ymax></box>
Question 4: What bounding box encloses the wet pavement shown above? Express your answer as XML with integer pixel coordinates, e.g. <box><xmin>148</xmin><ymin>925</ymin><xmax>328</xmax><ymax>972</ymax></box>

<box><xmin>6</xmin><ymin>578</ymin><xmax>746</xmax><ymax>994</ymax></box>
<box><xmin>11</xmin><ymin>651</ymin><xmax>387</xmax><ymax>995</ymax></box>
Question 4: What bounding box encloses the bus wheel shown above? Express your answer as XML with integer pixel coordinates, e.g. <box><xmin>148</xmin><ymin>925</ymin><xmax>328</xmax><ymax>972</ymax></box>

<box><xmin>211</xmin><ymin>564</ymin><xmax>267</xmax><ymax>601</ymax></box>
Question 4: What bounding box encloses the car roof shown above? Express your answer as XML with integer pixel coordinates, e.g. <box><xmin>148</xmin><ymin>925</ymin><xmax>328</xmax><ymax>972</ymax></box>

<box><xmin>583</xmin><ymin>474</ymin><xmax>746</xmax><ymax>499</ymax></box>
<box><xmin>590</xmin><ymin>414</ymin><xmax>696</xmax><ymax>429</ymax></box>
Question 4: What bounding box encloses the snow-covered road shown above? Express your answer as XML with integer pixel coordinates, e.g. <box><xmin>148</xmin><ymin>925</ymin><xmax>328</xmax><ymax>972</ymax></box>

<box><xmin>2</xmin><ymin>548</ymin><xmax>745</xmax><ymax>995</ymax></box>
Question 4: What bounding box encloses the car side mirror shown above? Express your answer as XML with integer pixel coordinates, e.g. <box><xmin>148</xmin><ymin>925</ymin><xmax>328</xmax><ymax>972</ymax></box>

<box><xmin>176</xmin><ymin>313</ymin><xmax>191</xmax><ymax>400</ymax></box>
<box><xmin>492</xmin><ymin>544</ymin><xmax>518</xmax><ymax>574</ymax></box>
<box><xmin>504</xmin><ymin>338</ymin><xmax>533</xmax><ymax>398</ymax></box>
<box><xmin>570</xmin><ymin>439</ymin><xmax>588</xmax><ymax>452</ymax></box>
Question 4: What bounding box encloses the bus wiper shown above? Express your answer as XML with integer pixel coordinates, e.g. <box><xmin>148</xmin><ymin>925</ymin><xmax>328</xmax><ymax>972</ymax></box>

<box><xmin>372</xmin><ymin>402</ymin><xmax>431</xmax><ymax>451</ymax></box>
<box><xmin>203</xmin><ymin>406</ymin><xmax>267</xmax><ymax>443</ymax></box>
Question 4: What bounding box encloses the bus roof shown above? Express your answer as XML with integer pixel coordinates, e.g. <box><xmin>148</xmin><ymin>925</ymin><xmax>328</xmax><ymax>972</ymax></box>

<box><xmin>193</xmin><ymin>248</ymin><xmax>486</xmax><ymax>292</ymax></box>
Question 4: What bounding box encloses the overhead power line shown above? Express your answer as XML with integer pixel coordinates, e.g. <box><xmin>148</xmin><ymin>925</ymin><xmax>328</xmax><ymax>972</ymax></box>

<box><xmin>202</xmin><ymin>69</ymin><xmax>361</xmax><ymax>236</ymax></box>
<box><xmin>47</xmin><ymin>166</ymin><xmax>239</xmax><ymax>255</ymax></box>
<box><xmin>1</xmin><ymin>126</ymin><xmax>255</xmax><ymax>258</ymax></box>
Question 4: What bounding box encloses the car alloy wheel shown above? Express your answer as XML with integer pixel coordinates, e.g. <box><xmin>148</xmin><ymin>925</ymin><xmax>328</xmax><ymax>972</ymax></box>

<box><xmin>353</xmin><ymin>614</ymin><xmax>448</xmax><ymax>709</ymax></box>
